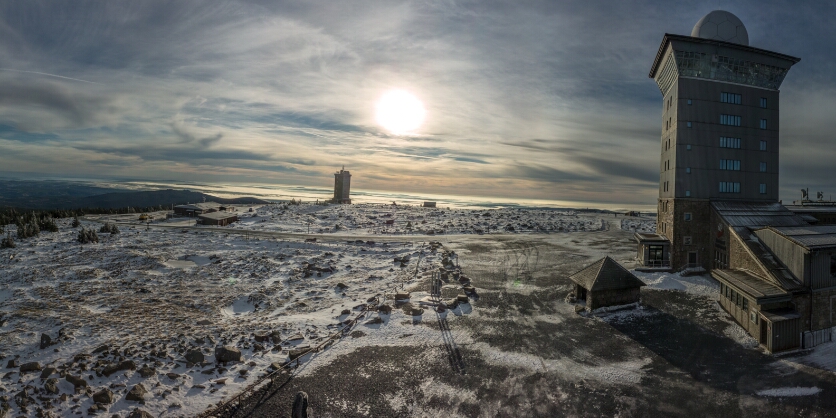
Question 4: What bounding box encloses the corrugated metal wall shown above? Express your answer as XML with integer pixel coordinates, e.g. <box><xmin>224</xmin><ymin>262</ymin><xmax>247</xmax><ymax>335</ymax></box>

<box><xmin>755</xmin><ymin>229</ymin><xmax>808</xmax><ymax>285</ymax></box>
<box><xmin>811</xmin><ymin>251</ymin><xmax>835</xmax><ymax>289</ymax></box>
<box><xmin>770</xmin><ymin>318</ymin><xmax>801</xmax><ymax>352</ymax></box>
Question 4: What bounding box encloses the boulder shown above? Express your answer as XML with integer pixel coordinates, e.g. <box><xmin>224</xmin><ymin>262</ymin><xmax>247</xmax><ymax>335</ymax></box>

<box><xmin>456</xmin><ymin>294</ymin><xmax>469</xmax><ymax>303</ymax></box>
<box><xmin>40</xmin><ymin>334</ymin><xmax>52</xmax><ymax>349</ymax></box>
<box><xmin>394</xmin><ymin>292</ymin><xmax>410</xmax><ymax>301</ymax></box>
<box><xmin>92</xmin><ymin>389</ymin><xmax>114</xmax><ymax>404</ymax></box>
<box><xmin>270</xmin><ymin>331</ymin><xmax>282</xmax><ymax>344</ymax></box>
<box><xmin>44</xmin><ymin>378</ymin><xmax>60</xmax><ymax>395</ymax></box>
<box><xmin>184</xmin><ymin>349</ymin><xmax>204</xmax><ymax>364</ymax></box>
<box><xmin>377</xmin><ymin>304</ymin><xmax>392</xmax><ymax>314</ymax></box>
<box><xmin>126</xmin><ymin>384</ymin><xmax>147</xmax><ymax>402</ymax></box>
<box><xmin>292</xmin><ymin>391</ymin><xmax>311</xmax><ymax>418</ymax></box>
<box><xmin>253</xmin><ymin>343</ymin><xmax>264</xmax><ymax>352</ymax></box>
<box><xmin>253</xmin><ymin>334</ymin><xmax>269</xmax><ymax>343</ymax></box>
<box><xmin>410</xmin><ymin>308</ymin><xmax>424</xmax><ymax>316</ymax></box>
<box><xmin>102</xmin><ymin>360</ymin><xmax>136</xmax><ymax>377</ymax></box>
<box><xmin>197</xmin><ymin>320</ymin><xmax>212</xmax><ymax>326</ymax></box>
<box><xmin>5</xmin><ymin>359</ymin><xmax>18</xmax><ymax>368</ymax></box>
<box><xmin>19</xmin><ymin>362</ymin><xmax>41</xmax><ymax>373</ymax></box>
<box><xmin>40</xmin><ymin>367</ymin><xmax>57</xmax><ymax>378</ymax></box>
<box><xmin>288</xmin><ymin>348</ymin><xmax>309</xmax><ymax>361</ymax></box>
<box><xmin>340</xmin><ymin>309</ymin><xmax>350</xmax><ymax>316</ymax></box>
<box><xmin>137</xmin><ymin>366</ymin><xmax>156</xmax><ymax>378</ymax></box>
<box><xmin>286</xmin><ymin>333</ymin><xmax>305</xmax><ymax>342</ymax></box>
<box><xmin>214</xmin><ymin>346</ymin><xmax>241</xmax><ymax>363</ymax></box>
<box><xmin>66</xmin><ymin>374</ymin><xmax>87</xmax><ymax>388</ymax></box>
<box><xmin>436</xmin><ymin>302</ymin><xmax>447</xmax><ymax>313</ymax></box>
<box><xmin>462</xmin><ymin>285</ymin><xmax>476</xmax><ymax>294</ymax></box>
<box><xmin>127</xmin><ymin>409</ymin><xmax>154</xmax><ymax>418</ymax></box>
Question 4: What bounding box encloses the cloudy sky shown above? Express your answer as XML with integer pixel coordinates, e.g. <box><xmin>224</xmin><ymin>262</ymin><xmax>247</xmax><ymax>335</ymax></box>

<box><xmin>1</xmin><ymin>1</ymin><xmax>834</xmax><ymax>206</ymax></box>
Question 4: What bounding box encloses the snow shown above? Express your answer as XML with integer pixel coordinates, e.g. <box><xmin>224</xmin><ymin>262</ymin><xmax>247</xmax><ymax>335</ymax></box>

<box><xmin>620</xmin><ymin>218</ymin><xmax>656</xmax><ymax>233</ymax></box>
<box><xmin>756</xmin><ymin>386</ymin><xmax>822</xmax><ymax>397</ymax></box>
<box><xmin>632</xmin><ymin>271</ymin><xmax>719</xmax><ymax>297</ymax></box>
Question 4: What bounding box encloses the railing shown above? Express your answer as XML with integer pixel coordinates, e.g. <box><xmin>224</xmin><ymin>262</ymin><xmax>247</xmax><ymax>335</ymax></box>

<box><xmin>640</xmin><ymin>259</ymin><xmax>670</xmax><ymax>268</ymax></box>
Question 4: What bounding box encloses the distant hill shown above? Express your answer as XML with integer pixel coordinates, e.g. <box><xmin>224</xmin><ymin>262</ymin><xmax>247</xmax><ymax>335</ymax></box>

<box><xmin>0</xmin><ymin>180</ymin><xmax>269</xmax><ymax>210</ymax></box>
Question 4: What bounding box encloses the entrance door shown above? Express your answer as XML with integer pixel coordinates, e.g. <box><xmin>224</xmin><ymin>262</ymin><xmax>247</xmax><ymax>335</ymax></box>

<box><xmin>648</xmin><ymin>245</ymin><xmax>664</xmax><ymax>266</ymax></box>
<box><xmin>760</xmin><ymin>319</ymin><xmax>768</xmax><ymax>345</ymax></box>
<box><xmin>688</xmin><ymin>252</ymin><xmax>698</xmax><ymax>267</ymax></box>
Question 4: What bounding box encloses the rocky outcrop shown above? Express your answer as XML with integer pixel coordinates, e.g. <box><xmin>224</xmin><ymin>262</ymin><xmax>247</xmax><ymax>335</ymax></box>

<box><xmin>126</xmin><ymin>384</ymin><xmax>147</xmax><ymax>402</ymax></box>
<box><xmin>214</xmin><ymin>346</ymin><xmax>241</xmax><ymax>363</ymax></box>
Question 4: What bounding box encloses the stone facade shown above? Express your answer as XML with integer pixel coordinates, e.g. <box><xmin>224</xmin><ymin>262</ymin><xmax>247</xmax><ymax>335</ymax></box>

<box><xmin>811</xmin><ymin>289</ymin><xmax>836</xmax><ymax>331</ymax></box>
<box><xmin>657</xmin><ymin>198</ymin><xmax>711</xmax><ymax>270</ymax></box>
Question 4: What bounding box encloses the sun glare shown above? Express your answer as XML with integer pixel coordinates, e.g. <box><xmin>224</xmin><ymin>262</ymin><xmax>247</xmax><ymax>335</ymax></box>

<box><xmin>375</xmin><ymin>89</ymin><xmax>426</xmax><ymax>135</ymax></box>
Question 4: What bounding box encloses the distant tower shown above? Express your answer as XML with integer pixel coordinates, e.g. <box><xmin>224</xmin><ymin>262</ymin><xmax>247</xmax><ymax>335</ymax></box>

<box><xmin>648</xmin><ymin>10</ymin><xmax>799</xmax><ymax>270</ymax></box>
<box><xmin>333</xmin><ymin>166</ymin><xmax>352</xmax><ymax>204</ymax></box>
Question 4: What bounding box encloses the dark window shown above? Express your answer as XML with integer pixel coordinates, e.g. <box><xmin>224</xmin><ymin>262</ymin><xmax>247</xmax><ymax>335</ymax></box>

<box><xmin>760</xmin><ymin>140</ymin><xmax>767</xmax><ymax>151</ymax></box>
<box><xmin>720</xmin><ymin>114</ymin><xmax>741</xmax><ymax>126</ymax></box>
<box><xmin>721</xmin><ymin>92</ymin><xmax>742</xmax><ymax>104</ymax></box>
<box><xmin>743</xmin><ymin>298</ymin><xmax>749</xmax><ymax>310</ymax></box>
<box><xmin>760</xmin><ymin>97</ymin><xmax>767</xmax><ymax>108</ymax></box>
<box><xmin>760</xmin><ymin>119</ymin><xmax>768</xmax><ymax>129</ymax></box>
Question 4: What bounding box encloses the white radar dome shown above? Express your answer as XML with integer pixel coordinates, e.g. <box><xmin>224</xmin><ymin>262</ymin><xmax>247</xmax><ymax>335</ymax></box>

<box><xmin>691</xmin><ymin>10</ymin><xmax>749</xmax><ymax>46</ymax></box>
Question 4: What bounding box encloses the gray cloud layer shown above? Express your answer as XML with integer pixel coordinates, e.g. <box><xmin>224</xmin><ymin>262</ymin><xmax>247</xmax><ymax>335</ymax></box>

<box><xmin>0</xmin><ymin>0</ymin><xmax>834</xmax><ymax>206</ymax></box>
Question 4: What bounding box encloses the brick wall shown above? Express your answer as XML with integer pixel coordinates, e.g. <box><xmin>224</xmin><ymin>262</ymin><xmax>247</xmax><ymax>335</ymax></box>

<box><xmin>669</xmin><ymin>199</ymin><xmax>711</xmax><ymax>270</ymax></box>
<box><xmin>811</xmin><ymin>289</ymin><xmax>836</xmax><ymax>331</ymax></box>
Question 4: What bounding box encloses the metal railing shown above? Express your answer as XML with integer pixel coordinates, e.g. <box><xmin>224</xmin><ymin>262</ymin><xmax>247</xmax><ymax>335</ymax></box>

<box><xmin>639</xmin><ymin>259</ymin><xmax>670</xmax><ymax>268</ymax></box>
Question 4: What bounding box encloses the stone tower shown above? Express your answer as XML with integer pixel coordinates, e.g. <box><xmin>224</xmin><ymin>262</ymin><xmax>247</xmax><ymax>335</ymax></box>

<box><xmin>647</xmin><ymin>10</ymin><xmax>799</xmax><ymax>270</ymax></box>
<box><xmin>332</xmin><ymin>166</ymin><xmax>351</xmax><ymax>204</ymax></box>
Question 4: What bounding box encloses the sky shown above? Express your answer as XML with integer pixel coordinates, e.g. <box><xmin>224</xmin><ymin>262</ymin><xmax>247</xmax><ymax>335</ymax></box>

<box><xmin>0</xmin><ymin>0</ymin><xmax>834</xmax><ymax>206</ymax></box>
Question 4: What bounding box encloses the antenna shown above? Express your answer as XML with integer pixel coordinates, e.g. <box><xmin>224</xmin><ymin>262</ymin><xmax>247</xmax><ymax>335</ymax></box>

<box><xmin>817</xmin><ymin>191</ymin><xmax>824</xmax><ymax>201</ymax></box>
<box><xmin>801</xmin><ymin>189</ymin><xmax>808</xmax><ymax>199</ymax></box>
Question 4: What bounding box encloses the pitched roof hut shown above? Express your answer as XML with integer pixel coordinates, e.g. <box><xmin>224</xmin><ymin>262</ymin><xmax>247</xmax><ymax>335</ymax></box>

<box><xmin>570</xmin><ymin>256</ymin><xmax>646</xmax><ymax>310</ymax></box>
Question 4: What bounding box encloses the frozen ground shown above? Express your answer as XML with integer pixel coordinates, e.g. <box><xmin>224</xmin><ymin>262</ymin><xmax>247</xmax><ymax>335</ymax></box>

<box><xmin>3</xmin><ymin>207</ymin><xmax>836</xmax><ymax>417</ymax></box>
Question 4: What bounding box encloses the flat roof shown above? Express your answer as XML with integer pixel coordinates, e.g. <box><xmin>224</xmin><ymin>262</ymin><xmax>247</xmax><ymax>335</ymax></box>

<box><xmin>712</xmin><ymin>201</ymin><xmax>808</xmax><ymax>229</ymax></box>
<box><xmin>786</xmin><ymin>205</ymin><xmax>836</xmax><ymax>213</ymax></box>
<box><xmin>711</xmin><ymin>269</ymin><xmax>792</xmax><ymax>303</ymax></box>
<box><xmin>761</xmin><ymin>308</ymin><xmax>801</xmax><ymax>322</ymax></box>
<box><xmin>634</xmin><ymin>232</ymin><xmax>668</xmax><ymax>242</ymax></box>
<box><xmin>198</xmin><ymin>211</ymin><xmax>238</xmax><ymax>220</ymax></box>
<box><xmin>175</xmin><ymin>202</ymin><xmax>223</xmax><ymax>210</ymax></box>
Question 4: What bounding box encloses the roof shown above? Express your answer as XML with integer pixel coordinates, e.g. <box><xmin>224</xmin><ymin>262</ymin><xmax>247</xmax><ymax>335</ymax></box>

<box><xmin>198</xmin><ymin>211</ymin><xmax>238</xmax><ymax>220</ymax></box>
<box><xmin>569</xmin><ymin>256</ymin><xmax>646</xmax><ymax>291</ymax></box>
<box><xmin>761</xmin><ymin>308</ymin><xmax>801</xmax><ymax>322</ymax></box>
<box><xmin>761</xmin><ymin>225</ymin><xmax>836</xmax><ymax>250</ymax></box>
<box><xmin>730</xmin><ymin>227</ymin><xmax>803</xmax><ymax>291</ymax></box>
<box><xmin>634</xmin><ymin>232</ymin><xmax>669</xmax><ymax>243</ymax></box>
<box><xmin>712</xmin><ymin>201</ymin><xmax>808</xmax><ymax>229</ymax></box>
<box><xmin>711</xmin><ymin>269</ymin><xmax>792</xmax><ymax>303</ymax></box>
<box><xmin>649</xmin><ymin>33</ymin><xmax>800</xmax><ymax>78</ymax></box>
<box><xmin>175</xmin><ymin>202</ymin><xmax>222</xmax><ymax>211</ymax></box>
<box><xmin>786</xmin><ymin>204</ymin><xmax>836</xmax><ymax>213</ymax></box>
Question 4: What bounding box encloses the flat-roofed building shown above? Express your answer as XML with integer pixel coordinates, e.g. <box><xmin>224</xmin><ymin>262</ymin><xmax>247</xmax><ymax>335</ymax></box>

<box><xmin>332</xmin><ymin>167</ymin><xmax>351</xmax><ymax>204</ymax></box>
<box><xmin>198</xmin><ymin>211</ymin><xmax>238</xmax><ymax>226</ymax></box>
<box><xmin>174</xmin><ymin>202</ymin><xmax>223</xmax><ymax>217</ymax></box>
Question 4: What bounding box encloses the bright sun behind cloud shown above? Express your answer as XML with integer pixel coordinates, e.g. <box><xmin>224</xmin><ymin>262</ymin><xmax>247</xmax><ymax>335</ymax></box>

<box><xmin>375</xmin><ymin>90</ymin><xmax>426</xmax><ymax>135</ymax></box>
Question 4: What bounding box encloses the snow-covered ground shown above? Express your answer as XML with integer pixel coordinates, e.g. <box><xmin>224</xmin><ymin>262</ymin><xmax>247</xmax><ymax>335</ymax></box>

<box><xmin>0</xmin><ymin>217</ymin><xmax>458</xmax><ymax>417</ymax></box>
<box><xmin>215</xmin><ymin>203</ymin><xmax>604</xmax><ymax>236</ymax></box>
<box><xmin>620</xmin><ymin>217</ymin><xmax>656</xmax><ymax>233</ymax></box>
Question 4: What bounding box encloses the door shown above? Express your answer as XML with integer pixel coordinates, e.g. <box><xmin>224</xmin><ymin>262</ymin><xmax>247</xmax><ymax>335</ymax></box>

<box><xmin>688</xmin><ymin>252</ymin><xmax>698</xmax><ymax>267</ymax></box>
<box><xmin>648</xmin><ymin>245</ymin><xmax>664</xmax><ymax>266</ymax></box>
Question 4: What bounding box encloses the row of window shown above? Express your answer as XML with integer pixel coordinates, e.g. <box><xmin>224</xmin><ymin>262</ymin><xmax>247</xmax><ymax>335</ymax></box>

<box><xmin>719</xmin><ymin>159</ymin><xmax>741</xmax><ymax>171</ymax></box>
<box><xmin>717</xmin><ymin>182</ymin><xmax>768</xmax><ymax>194</ymax></box>
<box><xmin>681</xmin><ymin>139</ymin><xmax>768</xmax><ymax>151</ymax></box>
<box><xmin>720</xmin><ymin>283</ymin><xmax>757</xmax><ymax>324</ymax></box>
<box><xmin>719</xmin><ymin>114</ymin><xmax>768</xmax><ymax>129</ymax></box>
<box><xmin>681</xmin><ymin>94</ymin><xmax>768</xmax><ymax>108</ymax></box>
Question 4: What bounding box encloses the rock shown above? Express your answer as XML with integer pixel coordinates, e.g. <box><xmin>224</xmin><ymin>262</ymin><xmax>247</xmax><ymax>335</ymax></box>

<box><xmin>462</xmin><ymin>285</ymin><xmax>476</xmax><ymax>294</ymax></box>
<box><xmin>44</xmin><ymin>378</ymin><xmax>59</xmax><ymax>395</ymax></box>
<box><xmin>378</xmin><ymin>304</ymin><xmax>392</xmax><ymax>314</ymax></box>
<box><xmin>127</xmin><ymin>409</ymin><xmax>154</xmax><ymax>418</ymax></box>
<box><xmin>92</xmin><ymin>345</ymin><xmax>109</xmax><ymax>354</ymax></box>
<box><xmin>288</xmin><ymin>348</ymin><xmax>309</xmax><ymax>361</ymax></box>
<box><xmin>253</xmin><ymin>334</ymin><xmax>269</xmax><ymax>343</ymax></box>
<box><xmin>166</xmin><ymin>372</ymin><xmax>180</xmax><ymax>379</ymax></box>
<box><xmin>214</xmin><ymin>378</ymin><xmax>227</xmax><ymax>385</ymax></box>
<box><xmin>20</xmin><ymin>362</ymin><xmax>42</xmax><ymax>373</ymax></box>
<box><xmin>238</xmin><ymin>369</ymin><xmax>247</xmax><ymax>376</ymax></box>
<box><xmin>197</xmin><ymin>320</ymin><xmax>212</xmax><ymax>326</ymax></box>
<box><xmin>270</xmin><ymin>331</ymin><xmax>282</xmax><ymax>344</ymax></box>
<box><xmin>92</xmin><ymin>389</ymin><xmax>114</xmax><ymax>404</ymax></box>
<box><xmin>40</xmin><ymin>367</ymin><xmax>57</xmax><ymax>378</ymax></box>
<box><xmin>39</xmin><ymin>334</ymin><xmax>52</xmax><ymax>349</ymax></box>
<box><xmin>137</xmin><ymin>366</ymin><xmax>156</xmax><ymax>378</ymax></box>
<box><xmin>340</xmin><ymin>309</ymin><xmax>351</xmax><ymax>315</ymax></box>
<box><xmin>102</xmin><ymin>360</ymin><xmax>136</xmax><ymax>377</ymax></box>
<box><xmin>292</xmin><ymin>391</ymin><xmax>311</xmax><ymax>418</ymax></box>
<box><xmin>66</xmin><ymin>374</ymin><xmax>87</xmax><ymax>388</ymax></box>
<box><xmin>214</xmin><ymin>346</ymin><xmax>242</xmax><ymax>363</ymax></box>
<box><xmin>126</xmin><ymin>384</ymin><xmax>147</xmax><ymax>402</ymax></box>
<box><xmin>395</xmin><ymin>292</ymin><xmax>410</xmax><ymax>301</ymax></box>
<box><xmin>253</xmin><ymin>343</ymin><xmax>264</xmax><ymax>352</ymax></box>
<box><xmin>410</xmin><ymin>308</ymin><xmax>424</xmax><ymax>316</ymax></box>
<box><xmin>5</xmin><ymin>359</ymin><xmax>18</xmax><ymax>368</ymax></box>
<box><xmin>269</xmin><ymin>362</ymin><xmax>283</xmax><ymax>370</ymax></box>
<box><xmin>456</xmin><ymin>294</ymin><xmax>469</xmax><ymax>303</ymax></box>
<box><xmin>335</xmin><ymin>282</ymin><xmax>348</xmax><ymax>289</ymax></box>
<box><xmin>436</xmin><ymin>302</ymin><xmax>447</xmax><ymax>313</ymax></box>
<box><xmin>184</xmin><ymin>349</ymin><xmax>204</xmax><ymax>364</ymax></box>
<box><xmin>286</xmin><ymin>333</ymin><xmax>304</xmax><ymax>342</ymax></box>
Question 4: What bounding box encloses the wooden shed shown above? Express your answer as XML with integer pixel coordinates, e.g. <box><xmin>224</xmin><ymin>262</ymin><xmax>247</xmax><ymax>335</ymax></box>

<box><xmin>198</xmin><ymin>211</ymin><xmax>238</xmax><ymax>226</ymax></box>
<box><xmin>570</xmin><ymin>256</ymin><xmax>646</xmax><ymax>310</ymax></box>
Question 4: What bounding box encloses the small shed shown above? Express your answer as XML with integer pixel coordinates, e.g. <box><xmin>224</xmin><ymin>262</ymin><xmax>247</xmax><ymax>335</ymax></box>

<box><xmin>423</xmin><ymin>202</ymin><xmax>437</xmax><ymax>208</ymax></box>
<box><xmin>569</xmin><ymin>256</ymin><xmax>646</xmax><ymax>310</ymax></box>
<box><xmin>198</xmin><ymin>212</ymin><xmax>238</xmax><ymax>226</ymax></box>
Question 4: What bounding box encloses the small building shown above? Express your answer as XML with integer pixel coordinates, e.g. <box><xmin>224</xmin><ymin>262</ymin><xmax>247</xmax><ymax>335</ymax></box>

<box><xmin>198</xmin><ymin>211</ymin><xmax>238</xmax><ymax>226</ymax></box>
<box><xmin>174</xmin><ymin>202</ymin><xmax>222</xmax><ymax>217</ymax></box>
<box><xmin>570</xmin><ymin>256</ymin><xmax>646</xmax><ymax>310</ymax></box>
<box><xmin>423</xmin><ymin>202</ymin><xmax>437</xmax><ymax>208</ymax></box>
<box><xmin>634</xmin><ymin>232</ymin><xmax>671</xmax><ymax>270</ymax></box>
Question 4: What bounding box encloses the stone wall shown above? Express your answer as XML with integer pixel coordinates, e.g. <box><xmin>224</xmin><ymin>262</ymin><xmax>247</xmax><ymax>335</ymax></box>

<box><xmin>728</xmin><ymin>230</ymin><xmax>771</xmax><ymax>279</ymax></box>
<box><xmin>588</xmin><ymin>287</ymin><xmax>641</xmax><ymax>310</ymax></box>
<box><xmin>811</xmin><ymin>288</ymin><xmax>836</xmax><ymax>331</ymax></box>
<box><xmin>792</xmin><ymin>292</ymin><xmax>812</xmax><ymax>331</ymax></box>
<box><xmin>670</xmin><ymin>199</ymin><xmax>711</xmax><ymax>270</ymax></box>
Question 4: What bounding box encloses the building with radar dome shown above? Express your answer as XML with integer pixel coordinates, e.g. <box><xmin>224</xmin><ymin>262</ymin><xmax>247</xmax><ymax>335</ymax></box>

<box><xmin>636</xmin><ymin>11</ymin><xmax>836</xmax><ymax>352</ymax></box>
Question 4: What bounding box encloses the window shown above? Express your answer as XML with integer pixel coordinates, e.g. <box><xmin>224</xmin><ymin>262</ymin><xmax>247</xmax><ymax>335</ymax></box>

<box><xmin>687</xmin><ymin>122</ymin><xmax>692</xmax><ymax>128</ymax></box>
<box><xmin>684</xmin><ymin>236</ymin><xmax>692</xmax><ymax>245</ymax></box>
<box><xmin>688</xmin><ymin>99</ymin><xmax>692</xmax><ymax>105</ymax></box>
<box><xmin>743</xmin><ymin>298</ymin><xmax>749</xmax><ymax>310</ymax></box>
<box><xmin>760</xmin><ymin>97</ymin><xmax>767</xmax><ymax>108</ymax></box>
<box><xmin>686</xmin><ymin>144</ymin><xmax>692</xmax><ymax>150</ymax></box>
<box><xmin>719</xmin><ymin>182</ymin><xmax>741</xmax><ymax>193</ymax></box>
<box><xmin>721</xmin><ymin>92</ymin><xmax>742</xmax><ymax>104</ymax></box>
<box><xmin>760</xmin><ymin>184</ymin><xmax>766</xmax><ymax>194</ymax></box>
<box><xmin>720</xmin><ymin>159</ymin><xmax>741</xmax><ymax>170</ymax></box>
<box><xmin>686</xmin><ymin>167</ymin><xmax>691</xmax><ymax>174</ymax></box>
<box><xmin>720</xmin><ymin>114</ymin><xmax>741</xmax><ymax>126</ymax></box>
<box><xmin>831</xmin><ymin>255</ymin><xmax>836</xmax><ymax>278</ymax></box>
<box><xmin>685</xmin><ymin>190</ymin><xmax>691</xmax><ymax>197</ymax></box>
<box><xmin>751</xmin><ymin>311</ymin><xmax>759</xmax><ymax>324</ymax></box>
<box><xmin>760</xmin><ymin>119</ymin><xmax>767</xmax><ymax>129</ymax></box>
<box><xmin>720</xmin><ymin>137</ymin><xmax>741</xmax><ymax>149</ymax></box>
<box><xmin>760</xmin><ymin>162</ymin><xmax>767</xmax><ymax>172</ymax></box>
<box><xmin>760</xmin><ymin>140</ymin><xmax>767</xmax><ymax>151</ymax></box>
<box><xmin>684</xmin><ymin>213</ymin><xmax>692</xmax><ymax>221</ymax></box>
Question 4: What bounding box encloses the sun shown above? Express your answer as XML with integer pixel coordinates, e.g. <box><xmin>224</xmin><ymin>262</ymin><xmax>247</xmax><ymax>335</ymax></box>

<box><xmin>375</xmin><ymin>90</ymin><xmax>426</xmax><ymax>135</ymax></box>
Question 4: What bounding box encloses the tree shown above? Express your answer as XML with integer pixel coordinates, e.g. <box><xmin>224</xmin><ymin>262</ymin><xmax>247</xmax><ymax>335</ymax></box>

<box><xmin>0</xmin><ymin>233</ymin><xmax>14</xmax><ymax>249</ymax></box>
<box><xmin>72</xmin><ymin>217</ymin><xmax>81</xmax><ymax>228</ymax></box>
